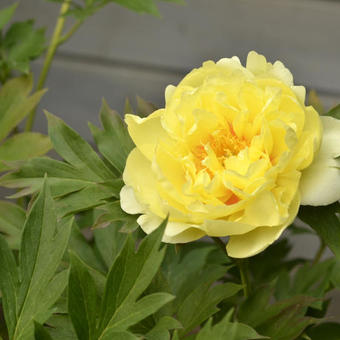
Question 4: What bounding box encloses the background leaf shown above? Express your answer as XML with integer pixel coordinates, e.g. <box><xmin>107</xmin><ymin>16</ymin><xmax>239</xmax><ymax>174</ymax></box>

<box><xmin>0</xmin><ymin>3</ymin><xmax>18</xmax><ymax>30</ymax></box>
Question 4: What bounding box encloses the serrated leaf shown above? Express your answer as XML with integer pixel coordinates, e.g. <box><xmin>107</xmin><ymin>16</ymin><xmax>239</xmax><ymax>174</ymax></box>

<box><xmin>0</xmin><ymin>235</ymin><xmax>19</xmax><ymax>338</ymax></box>
<box><xmin>0</xmin><ymin>201</ymin><xmax>25</xmax><ymax>249</ymax></box>
<box><xmin>0</xmin><ymin>132</ymin><xmax>52</xmax><ymax>172</ymax></box>
<box><xmin>0</xmin><ymin>3</ymin><xmax>18</xmax><ymax>30</ymax></box>
<box><xmin>196</xmin><ymin>315</ymin><xmax>265</xmax><ymax>340</ymax></box>
<box><xmin>0</xmin><ymin>75</ymin><xmax>45</xmax><ymax>141</ymax></box>
<box><xmin>97</xmin><ymin>218</ymin><xmax>168</xmax><ymax>337</ymax></box>
<box><xmin>4</xmin><ymin>20</ymin><xmax>46</xmax><ymax>73</ymax></box>
<box><xmin>68</xmin><ymin>251</ymin><xmax>98</xmax><ymax>340</ymax></box>
<box><xmin>46</xmin><ymin>111</ymin><xmax>113</xmax><ymax>181</ymax></box>
<box><xmin>89</xmin><ymin>99</ymin><xmax>134</xmax><ymax>173</ymax></box>
<box><xmin>299</xmin><ymin>203</ymin><xmax>340</xmax><ymax>260</ymax></box>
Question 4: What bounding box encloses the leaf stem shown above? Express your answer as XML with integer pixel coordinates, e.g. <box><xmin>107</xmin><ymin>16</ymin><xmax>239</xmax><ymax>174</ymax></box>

<box><xmin>58</xmin><ymin>20</ymin><xmax>82</xmax><ymax>45</ymax></box>
<box><xmin>236</xmin><ymin>259</ymin><xmax>250</xmax><ymax>298</ymax></box>
<box><xmin>25</xmin><ymin>0</ymin><xmax>72</xmax><ymax>132</ymax></box>
<box><xmin>313</xmin><ymin>240</ymin><xmax>326</xmax><ymax>265</ymax></box>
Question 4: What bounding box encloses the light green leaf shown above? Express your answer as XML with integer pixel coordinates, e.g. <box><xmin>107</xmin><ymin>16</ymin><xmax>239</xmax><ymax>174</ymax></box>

<box><xmin>299</xmin><ymin>203</ymin><xmax>340</xmax><ymax>260</ymax></box>
<box><xmin>0</xmin><ymin>201</ymin><xmax>25</xmax><ymax>249</ymax></box>
<box><xmin>0</xmin><ymin>75</ymin><xmax>45</xmax><ymax>141</ymax></box>
<box><xmin>46</xmin><ymin>111</ymin><xmax>114</xmax><ymax>181</ymax></box>
<box><xmin>68</xmin><ymin>252</ymin><xmax>98</xmax><ymax>340</ymax></box>
<box><xmin>0</xmin><ymin>132</ymin><xmax>52</xmax><ymax>172</ymax></box>
<box><xmin>0</xmin><ymin>235</ymin><xmax>19</xmax><ymax>338</ymax></box>
<box><xmin>110</xmin><ymin>0</ymin><xmax>159</xmax><ymax>15</ymax></box>
<box><xmin>196</xmin><ymin>315</ymin><xmax>265</xmax><ymax>340</ymax></box>
<box><xmin>100</xmin><ymin>330</ymin><xmax>139</xmax><ymax>340</ymax></box>
<box><xmin>4</xmin><ymin>20</ymin><xmax>46</xmax><ymax>73</ymax></box>
<box><xmin>0</xmin><ymin>3</ymin><xmax>18</xmax><ymax>30</ymax></box>
<box><xmin>97</xmin><ymin>219</ymin><xmax>167</xmax><ymax>337</ymax></box>
<box><xmin>146</xmin><ymin>316</ymin><xmax>182</xmax><ymax>340</ymax></box>
<box><xmin>89</xmin><ymin>99</ymin><xmax>134</xmax><ymax>174</ymax></box>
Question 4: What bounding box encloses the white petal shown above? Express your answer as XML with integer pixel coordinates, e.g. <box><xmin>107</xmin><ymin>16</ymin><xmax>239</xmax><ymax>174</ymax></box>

<box><xmin>300</xmin><ymin>116</ymin><xmax>340</xmax><ymax>206</ymax></box>
<box><xmin>120</xmin><ymin>185</ymin><xmax>144</xmax><ymax>214</ymax></box>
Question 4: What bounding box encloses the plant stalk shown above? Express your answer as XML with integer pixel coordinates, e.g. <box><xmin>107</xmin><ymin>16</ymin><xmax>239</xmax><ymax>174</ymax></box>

<box><xmin>237</xmin><ymin>259</ymin><xmax>250</xmax><ymax>298</ymax></box>
<box><xmin>313</xmin><ymin>240</ymin><xmax>326</xmax><ymax>265</ymax></box>
<box><xmin>25</xmin><ymin>0</ymin><xmax>71</xmax><ymax>132</ymax></box>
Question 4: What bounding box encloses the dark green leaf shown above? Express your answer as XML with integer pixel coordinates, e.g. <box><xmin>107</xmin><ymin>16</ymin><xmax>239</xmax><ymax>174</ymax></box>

<box><xmin>0</xmin><ymin>3</ymin><xmax>18</xmax><ymax>30</ymax></box>
<box><xmin>97</xmin><ymin>219</ymin><xmax>168</xmax><ymax>337</ymax></box>
<box><xmin>0</xmin><ymin>75</ymin><xmax>45</xmax><ymax>141</ymax></box>
<box><xmin>34</xmin><ymin>322</ymin><xmax>53</xmax><ymax>340</ymax></box>
<box><xmin>326</xmin><ymin>104</ymin><xmax>340</xmax><ymax>119</ymax></box>
<box><xmin>136</xmin><ymin>96</ymin><xmax>158</xmax><ymax>117</ymax></box>
<box><xmin>306</xmin><ymin>322</ymin><xmax>340</xmax><ymax>339</ymax></box>
<box><xmin>299</xmin><ymin>204</ymin><xmax>340</xmax><ymax>260</ymax></box>
<box><xmin>146</xmin><ymin>316</ymin><xmax>182</xmax><ymax>340</ymax></box>
<box><xmin>0</xmin><ymin>201</ymin><xmax>25</xmax><ymax>249</ymax></box>
<box><xmin>4</xmin><ymin>20</ymin><xmax>46</xmax><ymax>73</ymax></box>
<box><xmin>46</xmin><ymin>111</ymin><xmax>114</xmax><ymax>181</ymax></box>
<box><xmin>68</xmin><ymin>251</ymin><xmax>97</xmax><ymax>340</ymax></box>
<box><xmin>89</xmin><ymin>99</ymin><xmax>134</xmax><ymax>173</ymax></box>
<box><xmin>0</xmin><ymin>235</ymin><xmax>19</xmax><ymax>338</ymax></box>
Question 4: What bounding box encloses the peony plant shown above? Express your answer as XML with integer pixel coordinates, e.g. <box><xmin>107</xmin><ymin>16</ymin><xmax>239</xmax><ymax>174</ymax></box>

<box><xmin>1</xmin><ymin>1</ymin><xmax>340</xmax><ymax>340</ymax></box>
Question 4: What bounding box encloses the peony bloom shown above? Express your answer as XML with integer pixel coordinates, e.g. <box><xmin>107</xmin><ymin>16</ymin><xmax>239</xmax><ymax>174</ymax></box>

<box><xmin>120</xmin><ymin>51</ymin><xmax>340</xmax><ymax>258</ymax></box>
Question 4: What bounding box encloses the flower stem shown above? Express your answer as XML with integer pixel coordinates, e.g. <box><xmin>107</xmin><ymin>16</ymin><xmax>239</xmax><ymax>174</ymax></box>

<box><xmin>313</xmin><ymin>240</ymin><xmax>326</xmax><ymax>265</ymax></box>
<box><xmin>212</xmin><ymin>237</ymin><xmax>227</xmax><ymax>253</ymax></box>
<box><xmin>25</xmin><ymin>0</ymin><xmax>72</xmax><ymax>131</ymax></box>
<box><xmin>236</xmin><ymin>259</ymin><xmax>250</xmax><ymax>298</ymax></box>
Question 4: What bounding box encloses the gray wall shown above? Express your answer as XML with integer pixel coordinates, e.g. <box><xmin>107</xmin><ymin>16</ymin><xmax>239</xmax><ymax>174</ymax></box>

<box><xmin>5</xmin><ymin>0</ymin><xmax>340</xmax><ymax>316</ymax></box>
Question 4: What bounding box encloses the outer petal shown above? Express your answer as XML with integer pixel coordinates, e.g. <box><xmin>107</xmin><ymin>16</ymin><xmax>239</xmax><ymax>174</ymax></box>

<box><xmin>137</xmin><ymin>214</ymin><xmax>205</xmax><ymax>243</ymax></box>
<box><xmin>120</xmin><ymin>185</ymin><xmax>144</xmax><ymax>214</ymax></box>
<box><xmin>125</xmin><ymin>110</ymin><xmax>168</xmax><ymax>160</ymax></box>
<box><xmin>226</xmin><ymin>193</ymin><xmax>300</xmax><ymax>258</ymax></box>
<box><xmin>300</xmin><ymin>116</ymin><xmax>340</xmax><ymax>206</ymax></box>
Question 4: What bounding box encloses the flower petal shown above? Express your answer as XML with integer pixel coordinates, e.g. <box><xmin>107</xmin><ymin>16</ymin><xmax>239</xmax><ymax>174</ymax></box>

<box><xmin>137</xmin><ymin>214</ymin><xmax>205</xmax><ymax>243</ymax></box>
<box><xmin>226</xmin><ymin>193</ymin><xmax>300</xmax><ymax>258</ymax></box>
<box><xmin>120</xmin><ymin>185</ymin><xmax>144</xmax><ymax>214</ymax></box>
<box><xmin>300</xmin><ymin>116</ymin><xmax>340</xmax><ymax>206</ymax></box>
<box><xmin>125</xmin><ymin>110</ymin><xmax>168</xmax><ymax>160</ymax></box>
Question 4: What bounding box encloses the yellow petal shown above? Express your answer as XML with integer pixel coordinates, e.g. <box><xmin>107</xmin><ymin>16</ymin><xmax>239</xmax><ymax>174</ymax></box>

<box><xmin>120</xmin><ymin>185</ymin><xmax>144</xmax><ymax>214</ymax></box>
<box><xmin>226</xmin><ymin>193</ymin><xmax>300</xmax><ymax>258</ymax></box>
<box><xmin>203</xmin><ymin>219</ymin><xmax>256</xmax><ymax>237</ymax></box>
<box><xmin>125</xmin><ymin>110</ymin><xmax>167</xmax><ymax>160</ymax></box>
<box><xmin>137</xmin><ymin>214</ymin><xmax>205</xmax><ymax>243</ymax></box>
<box><xmin>300</xmin><ymin>116</ymin><xmax>340</xmax><ymax>206</ymax></box>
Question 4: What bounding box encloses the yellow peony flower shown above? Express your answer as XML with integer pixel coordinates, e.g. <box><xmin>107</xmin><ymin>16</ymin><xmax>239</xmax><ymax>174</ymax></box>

<box><xmin>120</xmin><ymin>51</ymin><xmax>340</xmax><ymax>258</ymax></box>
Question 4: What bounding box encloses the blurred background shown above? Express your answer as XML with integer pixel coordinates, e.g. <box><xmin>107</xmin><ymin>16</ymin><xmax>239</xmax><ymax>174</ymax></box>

<box><xmin>3</xmin><ymin>0</ymin><xmax>340</xmax><ymax>314</ymax></box>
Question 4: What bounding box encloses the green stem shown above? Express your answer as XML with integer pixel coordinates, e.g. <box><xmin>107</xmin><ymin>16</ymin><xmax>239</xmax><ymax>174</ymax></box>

<box><xmin>25</xmin><ymin>0</ymin><xmax>71</xmax><ymax>132</ymax></box>
<box><xmin>313</xmin><ymin>240</ymin><xmax>326</xmax><ymax>265</ymax></box>
<box><xmin>237</xmin><ymin>259</ymin><xmax>250</xmax><ymax>298</ymax></box>
<box><xmin>58</xmin><ymin>20</ymin><xmax>82</xmax><ymax>45</ymax></box>
<box><xmin>212</xmin><ymin>237</ymin><xmax>227</xmax><ymax>253</ymax></box>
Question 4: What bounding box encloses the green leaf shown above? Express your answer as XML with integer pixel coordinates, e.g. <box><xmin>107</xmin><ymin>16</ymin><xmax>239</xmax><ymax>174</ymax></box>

<box><xmin>89</xmin><ymin>99</ymin><xmax>134</xmax><ymax>174</ymax></box>
<box><xmin>0</xmin><ymin>201</ymin><xmax>25</xmax><ymax>249</ymax></box>
<box><xmin>136</xmin><ymin>96</ymin><xmax>158</xmax><ymax>117</ymax></box>
<box><xmin>146</xmin><ymin>316</ymin><xmax>182</xmax><ymax>340</ymax></box>
<box><xmin>0</xmin><ymin>235</ymin><xmax>19</xmax><ymax>338</ymax></box>
<box><xmin>34</xmin><ymin>322</ymin><xmax>53</xmax><ymax>340</ymax></box>
<box><xmin>0</xmin><ymin>75</ymin><xmax>45</xmax><ymax>141</ymax></box>
<box><xmin>196</xmin><ymin>314</ymin><xmax>265</xmax><ymax>340</ymax></box>
<box><xmin>93</xmin><ymin>221</ymin><xmax>128</xmax><ymax>270</ymax></box>
<box><xmin>325</xmin><ymin>104</ymin><xmax>340</xmax><ymax>120</ymax></box>
<box><xmin>306</xmin><ymin>322</ymin><xmax>340</xmax><ymax>339</ymax></box>
<box><xmin>299</xmin><ymin>203</ymin><xmax>340</xmax><ymax>260</ymax></box>
<box><xmin>0</xmin><ymin>132</ymin><xmax>52</xmax><ymax>172</ymax></box>
<box><xmin>275</xmin><ymin>259</ymin><xmax>335</xmax><ymax>309</ymax></box>
<box><xmin>13</xmin><ymin>180</ymin><xmax>73</xmax><ymax>339</ymax></box>
<box><xmin>3</xmin><ymin>20</ymin><xmax>46</xmax><ymax>73</ymax></box>
<box><xmin>68</xmin><ymin>252</ymin><xmax>98</xmax><ymax>340</ymax></box>
<box><xmin>110</xmin><ymin>0</ymin><xmax>159</xmax><ymax>16</ymax></box>
<box><xmin>46</xmin><ymin>111</ymin><xmax>113</xmax><ymax>181</ymax></box>
<box><xmin>44</xmin><ymin>314</ymin><xmax>77</xmax><ymax>340</ymax></box>
<box><xmin>0</xmin><ymin>3</ymin><xmax>18</xmax><ymax>30</ymax></box>
<box><xmin>177</xmin><ymin>265</ymin><xmax>242</xmax><ymax>337</ymax></box>
<box><xmin>100</xmin><ymin>330</ymin><xmax>139</xmax><ymax>340</ymax></box>
<box><xmin>96</xmin><ymin>218</ymin><xmax>168</xmax><ymax>337</ymax></box>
